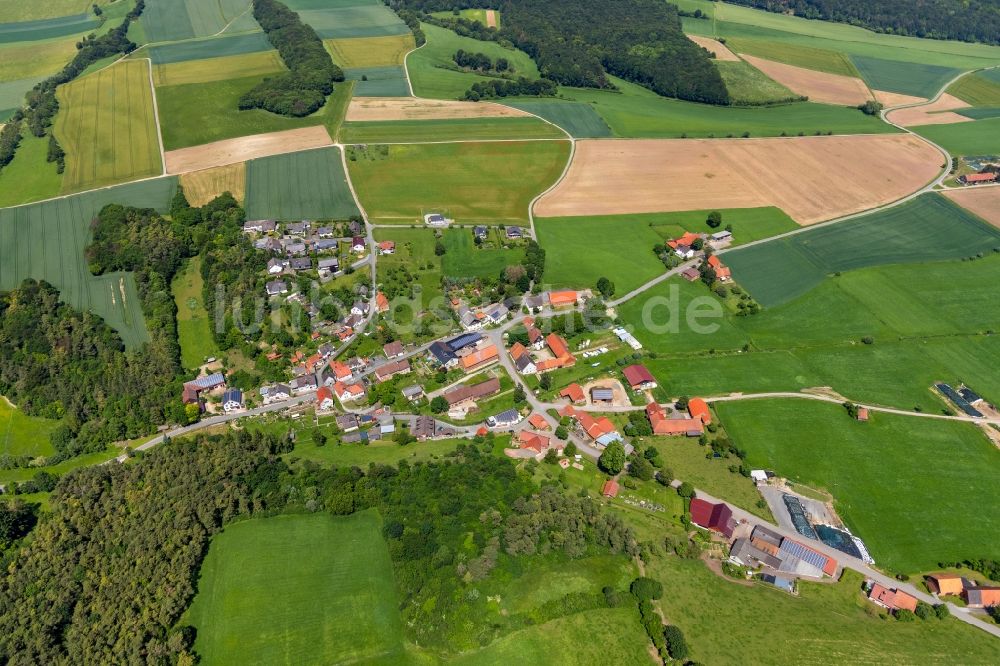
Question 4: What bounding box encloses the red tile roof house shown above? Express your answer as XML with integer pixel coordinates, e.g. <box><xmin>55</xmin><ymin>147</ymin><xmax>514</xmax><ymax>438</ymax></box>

<box><xmin>517</xmin><ymin>430</ymin><xmax>551</xmax><ymax>455</ymax></box>
<box><xmin>706</xmin><ymin>254</ymin><xmax>731</xmax><ymax>281</ymax></box>
<box><xmin>623</xmin><ymin>364</ymin><xmax>657</xmax><ymax>391</ymax></box>
<box><xmin>528</xmin><ymin>413</ymin><xmax>550</xmax><ymax>430</ymax></box>
<box><xmin>687</xmin><ymin>398</ymin><xmax>712</xmax><ymax>425</ymax></box>
<box><xmin>316</xmin><ymin>386</ymin><xmax>335</xmax><ymax>411</ymax></box>
<box><xmin>868</xmin><ymin>583</ymin><xmax>918</xmax><ymax>614</ymax></box>
<box><xmin>560</xmin><ymin>383</ymin><xmax>585</xmax><ymax>404</ymax></box>
<box><xmin>689</xmin><ymin>498</ymin><xmax>735</xmax><ymax>537</ymax></box>
<box><xmin>646</xmin><ymin>402</ymin><xmax>704</xmax><ymax>437</ymax></box>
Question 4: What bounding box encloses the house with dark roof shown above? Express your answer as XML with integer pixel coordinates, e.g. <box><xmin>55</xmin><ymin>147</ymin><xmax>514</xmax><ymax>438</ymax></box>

<box><xmin>729</xmin><ymin>538</ymin><xmax>782</xmax><ymax>570</ymax></box>
<box><xmin>374</xmin><ymin>359</ymin><xmax>411</xmax><ymax>383</ymax></box>
<box><xmin>284</xmin><ymin>221</ymin><xmax>310</xmax><ymax>236</ymax></box>
<box><xmin>290</xmin><ymin>257</ymin><xmax>312</xmax><ymax>271</ymax></box>
<box><xmin>487</xmin><ymin>408</ymin><xmax>520</xmax><ymax>428</ymax></box>
<box><xmin>590</xmin><ymin>387</ymin><xmax>614</xmax><ymax>403</ymax></box>
<box><xmin>222</xmin><ymin>389</ymin><xmax>244</xmax><ymax>413</ymax></box>
<box><xmin>266</xmin><ymin>280</ymin><xmax>289</xmax><ymax>296</ymax></box>
<box><xmin>244</xmin><ymin>219</ymin><xmax>276</xmax><ymax>233</ymax></box>
<box><xmin>473</xmin><ymin>225</ymin><xmax>488</xmax><ymax>240</ymax></box>
<box><xmin>384</xmin><ymin>340</ymin><xmax>405</xmax><ymax>359</ymax></box>
<box><xmin>413</xmin><ymin>415</ymin><xmax>436</xmax><ymax>440</ymax></box>
<box><xmin>444</xmin><ymin>377</ymin><xmax>501</xmax><ymax>406</ymax></box>
<box><xmin>506</xmin><ymin>225</ymin><xmax>523</xmax><ymax>239</ymax></box>
<box><xmin>401</xmin><ymin>384</ymin><xmax>424</xmax><ymax>402</ymax></box>
<box><xmin>623</xmin><ymin>364</ymin><xmax>657</xmax><ymax>390</ymax></box>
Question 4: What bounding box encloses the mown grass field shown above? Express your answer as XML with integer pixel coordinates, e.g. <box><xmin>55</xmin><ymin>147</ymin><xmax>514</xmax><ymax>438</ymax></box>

<box><xmin>0</xmin><ymin>134</ymin><xmax>63</xmax><ymax>207</ymax></box>
<box><xmin>717</xmin><ymin>60</ymin><xmax>800</xmax><ymax>105</ymax></box>
<box><xmin>912</xmin><ymin>118</ymin><xmax>1000</xmax><ymax>156</ymax></box>
<box><xmin>717</xmin><ymin>399</ymin><xmax>1000</xmax><ymax>573</ymax></box>
<box><xmin>504</xmin><ymin>100</ymin><xmax>611</xmax><ymax>138</ymax></box>
<box><xmin>850</xmin><ymin>55</ymin><xmax>962</xmax><ymax>98</ymax></box>
<box><xmin>325</xmin><ymin>33</ymin><xmax>414</xmax><ymax>68</ymax></box>
<box><xmin>171</xmin><ymin>256</ymin><xmax>218</xmax><ymax>371</ymax></box>
<box><xmin>0</xmin><ymin>177</ymin><xmax>176</xmax><ymax>347</ymax></box>
<box><xmin>408</xmin><ymin>23</ymin><xmax>541</xmax><ymax>100</ymax></box>
<box><xmin>441</xmin><ymin>228</ymin><xmax>525</xmax><ymax>280</ymax></box>
<box><xmin>948</xmin><ymin>71</ymin><xmax>1000</xmax><ymax>107</ymax></box>
<box><xmin>347</xmin><ymin>140</ymin><xmax>569</xmax><ymax>225</ymax></box>
<box><xmin>562</xmin><ymin>76</ymin><xmax>896</xmax><ymax>139</ymax></box>
<box><xmin>54</xmin><ymin>59</ymin><xmax>162</xmax><ymax>192</ymax></box>
<box><xmin>140</xmin><ymin>0</ymin><xmax>257</xmax><ymax>43</ymax></box>
<box><xmin>0</xmin><ymin>0</ymin><xmax>106</xmax><ymax>23</ymax></box>
<box><xmin>724</xmin><ymin>194</ymin><xmax>1000</xmax><ymax>306</ymax></box>
<box><xmin>186</xmin><ymin>511</ymin><xmax>409</xmax><ymax>665</ymax></box>
<box><xmin>153</xmin><ymin>50</ymin><xmax>284</xmax><ymax>87</ymax></box>
<box><xmin>344</xmin><ymin>65</ymin><xmax>409</xmax><ymax>97</ymax></box>
<box><xmin>146</xmin><ymin>32</ymin><xmax>272</xmax><ymax>64</ymax></box>
<box><xmin>723</xmin><ymin>38</ymin><xmax>860</xmax><ymax>77</ymax></box>
<box><xmin>245</xmin><ymin>146</ymin><xmax>359</xmax><ymax>221</ymax></box>
<box><xmin>341</xmin><ymin>117</ymin><xmax>564</xmax><ymax>143</ymax></box>
<box><xmin>0</xmin><ymin>397</ymin><xmax>59</xmax><ymax>458</ymax></box>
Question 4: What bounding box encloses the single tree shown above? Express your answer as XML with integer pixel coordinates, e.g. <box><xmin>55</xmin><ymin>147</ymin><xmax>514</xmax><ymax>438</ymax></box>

<box><xmin>599</xmin><ymin>441</ymin><xmax>626</xmax><ymax>475</ymax></box>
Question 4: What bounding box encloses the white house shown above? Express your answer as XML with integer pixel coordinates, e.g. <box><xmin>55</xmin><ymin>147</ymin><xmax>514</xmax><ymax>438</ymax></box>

<box><xmin>424</xmin><ymin>212</ymin><xmax>449</xmax><ymax>227</ymax></box>
<box><xmin>222</xmin><ymin>388</ymin><xmax>243</xmax><ymax>413</ymax></box>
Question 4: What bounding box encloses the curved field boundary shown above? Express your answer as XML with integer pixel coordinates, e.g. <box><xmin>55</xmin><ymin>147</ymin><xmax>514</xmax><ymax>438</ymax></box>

<box><xmin>886</xmin><ymin>93</ymin><xmax>972</xmax><ymax>127</ymax></box>
<box><xmin>943</xmin><ymin>185</ymin><xmax>1000</xmax><ymax>228</ymax></box>
<box><xmin>739</xmin><ymin>53</ymin><xmax>872</xmax><ymax>106</ymax></box>
<box><xmin>163</xmin><ymin>125</ymin><xmax>334</xmax><ymax>174</ymax></box>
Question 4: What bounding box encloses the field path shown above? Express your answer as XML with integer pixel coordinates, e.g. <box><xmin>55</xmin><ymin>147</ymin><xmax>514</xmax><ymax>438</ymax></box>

<box><xmin>145</xmin><ymin>58</ymin><xmax>167</xmax><ymax>175</ymax></box>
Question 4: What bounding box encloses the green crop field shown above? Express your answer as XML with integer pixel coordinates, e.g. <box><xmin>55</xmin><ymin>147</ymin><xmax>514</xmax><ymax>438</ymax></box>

<box><xmin>245</xmin><ymin>147</ymin><xmax>360</xmax><ymax>221</ymax></box>
<box><xmin>722</xmin><ymin>38</ymin><xmax>860</xmax><ymax>77</ymax></box>
<box><xmin>0</xmin><ymin>76</ymin><xmax>45</xmax><ymax>119</ymax></box>
<box><xmin>146</xmin><ymin>32</ymin><xmax>272</xmax><ymax>64</ymax></box>
<box><xmin>957</xmin><ymin>107</ymin><xmax>1000</xmax><ymax>120</ymax></box>
<box><xmin>341</xmin><ymin>117</ymin><xmax>564</xmax><ymax>143</ymax></box>
<box><xmin>717</xmin><ymin>60</ymin><xmax>801</xmax><ymax>105</ymax></box>
<box><xmin>562</xmin><ymin>76</ymin><xmax>896</xmax><ymax>139</ymax></box>
<box><xmin>153</xmin><ymin>50</ymin><xmax>285</xmax><ymax>87</ymax></box>
<box><xmin>347</xmin><ymin>140</ymin><xmax>569</xmax><ymax>225</ymax></box>
<box><xmin>0</xmin><ymin>12</ymin><xmax>99</xmax><ymax>44</ymax></box>
<box><xmin>850</xmin><ymin>55</ymin><xmax>962</xmax><ymax>98</ymax></box>
<box><xmin>0</xmin><ymin>134</ymin><xmax>63</xmax><ymax>207</ymax></box>
<box><xmin>948</xmin><ymin>70</ymin><xmax>1000</xmax><ymax>107</ymax></box>
<box><xmin>0</xmin><ymin>396</ymin><xmax>60</xmax><ymax>458</ymax></box>
<box><xmin>294</xmin><ymin>3</ymin><xmax>409</xmax><ymax>40</ymax></box>
<box><xmin>408</xmin><ymin>23</ymin><xmax>541</xmax><ymax>100</ymax></box>
<box><xmin>325</xmin><ymin>33</ymin><xmax>414</xmax><ymax>68</ymax></box>
<box><xmin>912</xmin><ymin>118</ymin><xmax>1000</xmax><ymax>156</ymax></box>
<box><xmin>717</xmin><ymin>399</ymin><xmax>1000</xmax><ymax>573</ymax></box>
<box><xmin>724</xmin><ymin>194</ymin><xmax>1000</xmax><ymax>307</ymax></box>
<box><xmin>140</xmin><ymin>0</ymin><xmax>257</xmax><ymax>43</ymax></box>
<box><xmin>0</xmin><ymin>0</ymin><xmax>108</xmax><ymax>23</ymax></box>
<box><xmin>0</xmin><ymin>178</ymin><xmax>176</xmax><ymax>347</ymax></box>
<box><xmin>185</xmin><ymin>511</ymin><xmax>409</xmax><ymax>665</ymax></box>
<box><xmin>54</xmin><ymin>59</ymin><xmax>162</xmax><ymax>192</ymax></box>
<box><xmin>441</xmin><ymin>228</ymin><xmax>525</xmax><ymax>280</ymax></box>
<box><xmin>172</xmin><ymin>256</ymin><xmax>218</xmax><ymax>371</ymax></box>
<box><xmin>504</xmin><ymin>100</ymin><xmax>611</xmax><ymax>138</ymax></box>
<box><xmin>0</xmin><ymin>36</ymin><xmax>81</xmax><ymax>82</ymax></box>
<box><xmin>345</xmin><ymin>65</ymin><xmax>409</xmax><ymax>97</ymax></box>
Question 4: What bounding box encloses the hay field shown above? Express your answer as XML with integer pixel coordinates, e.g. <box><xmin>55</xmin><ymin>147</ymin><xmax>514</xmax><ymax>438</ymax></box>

<box><xmin>164</xmin><ymin>125</ymin><xmax>333</xmax><ymax>173</ymax></box>
<box><xmin>739</xmin><ymin>54</ymin><xmax>872</xmax><ymax>106</ymax></box>
<box><xmin>944</xmin><ymin>186</ymin><xmax>1000</xmax><ymax>228</ymax></box>
<box><xmin>153</xmin><ymin>50</ymin><xmax>284</xmax><ymax>87</ymax></box>
<box><xmin>535</xmin><ymin>135</ymin><xmax>941</xmax><ymax>225</ymax></box>
<box><xmin>886</xmin><ymin>93</ymin><xmax>972</xmax><ymax>127</ymax></box>
<box><xmin>54</xmin><ymin>59</ymin><xmax>163</xmax><ymax>192</ymax></box>
<box><xmin>0</xmin><ymin>12</ymin><xmax>99</xmax><ymax>43</ymax></box>
<box><xmin>325</xmin><ymin>33</ymin><xmax>414</xmax><ymax>68</ymax></box>
<box><xmin>346</xmin><ymin>96</ymin><xmax>530</xmax><ymax>121</ymax></box>
<box><xmin>244</xmin><ymin>146</ymin><xmax>360</xmax><ymax>221</ymax></box>
<box><xmin>687</xmin><ymin>34</ymin><xmax>738</xmax><ymax>61</ymax></box>
<box><xmin>178</xmin><ymin>163</ymin><xmax>245</xmax><ymax>206</ymax></box>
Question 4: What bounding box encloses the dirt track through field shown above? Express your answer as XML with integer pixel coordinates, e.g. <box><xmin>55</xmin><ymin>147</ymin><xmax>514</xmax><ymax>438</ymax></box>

<box><xmin>687</xmin><ymin>35</ymin><xmax>739</xmax><ymax>61</ymax></box>
<box><xmin>345</xmin><ymin>97</ymin><xmax>531</xmax><ymax>122</ymax></box>
<box><xmin>885</xmin><ymin>93</ymin><xmax>973</xmax><ymax>127</ymax></box>
<box><xmin>164</xmin><ymin>126</ymin><xmax>333</xmax><ymax>174</ymax></box>
<box><xmin>485</xmin><ymin>10</ymin><xmax>497</xmax><ymax>28</ymax></box>
<box><xmin>535</xmin><ymin>135</ymin><xmax>941</xmax><ymax>225</ymax></box>
<box><xmin>943</xmin><ymin>187</ymin><xmax>1000</xmax><ymax>228</ymax></box>
<box><xmin>739</xmin><ymin>54</ymin><xmax>872</xmax><ymax>106</ymax></box>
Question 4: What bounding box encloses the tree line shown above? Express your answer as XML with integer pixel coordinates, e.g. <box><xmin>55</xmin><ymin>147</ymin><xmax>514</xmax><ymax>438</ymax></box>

<box><xmin>239</xmin><ymin>0</ymin><xmax>345</xmax><ymax>116</ymax></box>
<box><xmin>453</xmin><ymin>48</ymin><xmax>511</xmax><ymax>73</ymax></box>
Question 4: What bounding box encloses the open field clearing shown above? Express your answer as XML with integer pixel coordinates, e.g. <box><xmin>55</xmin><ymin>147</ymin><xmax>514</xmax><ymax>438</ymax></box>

<box><xmin>0</xmin><ymin>76</ymin><xmax>45</xmax><ymax>119</ymax></box>
<box><xmin>140</xmin><ymin>0</ymin><xmax>256</xmax><ymax>43</ymax></box>
<box><xmin>739</xmin><ymin>53</ymin><xmax>872</xmax><ymax>106</ymax></box>
<box><xmin>718</xmin><ymin>399</ymin><xmax>1000</xmax><ymax>573</ymax></box>
<box><xmin>873</xmin><ymin>89</ymin><xmax>927</xmax><ymax>108</ymax></box>
<box><xmin>724</xmin><ymin>193</ymin><xmax>1000</xmax><ymax>306</ymax></box>
<box><xmin>716</xmin><ymin>60</ymin><xmax>801</xmax><ymax>105</ymax></box>
<box><xmin>186</xmin><ymin>511</ymin><xmax>408</xmax><ymax>665</ymax></box>
<box><xmin>0</xmin><ymin>36</ymin><xmax>80</xmax><ymax>82</ymax></box>
<box><xmin>164</xmin><ymin>125</ymin><xmax>332</xmax><ymax>174</ymax></box>
<box><xmin>561</xmin><ymin>76</ymin><xmax>896</xmax><ymax>138</ymax></box>
<box><xmin>912</xmin><ymin>117</ymin><xmax>1000</xmax><ymax>155</ymax></box>
<box><xmin>348</xmin><ymin>140</ymin><xmax>569</xmax><ymax>225</ymax></box>
<box><xmin>245</xmin><ymin>146</ymin><xmax>359</xmax><ymax>221</ymax></box>
<box><xmin>0</xmin><ymin>396</ymin><xmax>59</xmax><ymax>458</ymax></box>
<box><xmin>504</xmin><ymin>100</ymin><xmax>611</xmax><ymax>138</ymax></box>
<box><xmin>885</xmin><ymin>93</ymin><xmax>972</xmax><ymax>127</ymax></box>
<box><xmin>146</xmin><ymin>32</ymin><xmax>272</xmax><ymax>64</ymax></box>
<box><xmin>344</xmin><ymin>65</ymin><xmax>409</xmax><ymax>97</ymax></box>
<box><xmin>944</xmin><ymin>186</ymin><xmax>1000</xmax><ymax>228</ymax></box>
<box><xmin>152</xmin><ymin>50</ymin><xmax>284</xmax><ymax>87</ymax></box>
<box><xmin>0</xmin><ymin>134</ymin><xmax>62</xmax><ymax>206</ymax></box>
<box><xmin>651</xmin><ymin>560</ymin><xmax>1000</xmax><ymax>664</ymax></box>
<box><xmin>850</xmin><ymin>56</ymin><xmax>963</xmax><ymax>99</ymax></box>
<box><xmin>171</xmin><ymin>256</ymin><xmax>219</xmax><ymax>371</ymax></box>
<box><xmin>325</xmin><ymin>33</ymin><xmax>414</xmax><ymax>68</ymax></box>
<box><xmin>53</xmin><ymin>59</ymin><xmax>162</xmax><ymax>192</ymax></box>
<box><xmin>723</xmin><ymin>38</ymin><xmax>858</xmax><ymax>77</ymax></box>
<box><xmin>441</xmin><ymin>228</ymin><xmax>525</xmax><ymax>280</ymax></box>
<box><xmin>0</xmin><ymin>0</ymin><xmax>107</xmax><ymax>23</ymax></box>
<box><xmin>687</xmin><ymin>34</ymin><xmax>738</xmax><ymax>61</ymax></box>
<box><xmin>341</xmin><ymin>117</ymin><xmax>563</xmax><ymax>143</ymax></box>
<box><xmin>0</xmin><ymin>12</ymin><xmax>99</xmax><ymax>43</ymax></box>
<box><xmin>371</xmin><ymin>228</ymin><xmax>445</xmax><ymax>317</ymax></box>
<box><xmin>178</xmin><ymin>163</ymin><xmax>245</xmax><ymax>206</ymax></box>
<box><xmin>535</xmin><ymin>135</ymin><xmax>939</xmax><ymax>225</ymax></box>
<box><xmin>0</xmin><ymin>178</ymin><xmax>176</xmax><ymax>346</ymax></box>
<box><xmin>346</xmin><ymin>96</ymin><xmax>529</xmax><ymax>122</ymax></box>
<box><xmin>948</xmin><ymin>70</ymin><xmax>1000</xmax><ymax>107</ymax></box>
<box><xmin>409</xmin><ymin>23</ymin><xmax>541</xmax><ymax>100</ymax></box>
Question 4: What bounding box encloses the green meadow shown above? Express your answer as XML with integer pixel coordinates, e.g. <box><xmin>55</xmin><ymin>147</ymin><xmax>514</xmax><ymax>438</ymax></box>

<box><xmin>371</xmin><ymin>227</ymin><xmax>446</xmax><ymax>319</ymax></box>
<box><xmin>0</xmin><ymin>0</ymin><xmax>107</xmax><ymax>23</ymax></box>
<box><xmin>722</xmin><ymin>38</ymin><xmax>860</xmax><ymax>77</ymax></box>
<box><xmin>441</xmin><ymin>228</ymin><xmax>525</xmax><ymax>280</ymax></box>
<box><xmin>146</xmin><ymin>32</ymin><xmax>272</xmax><ymax>64</ymax></box>
<box><xmin>912</xmin><ymin>118</ymin><xmax>1000</xmax><ymax>156</ymax></box>
<box><xmin>341</xmin><ymin>117</ymin><xmax>564</xmax><ymax>143</ymax></box>
<box><xmin>504</xmin><ymin>100</ymin><xmax>612</xmax><ymax>138</ymax></box>
<box><xmin>244</xmin><ymin>147</ymin><xmax>360</xmax><ymax>221</ymax></box>
<box><xmin>345</xmin><ymin>65</ymin><xmax>409</xmax><ymax>97</ymax></box>
<box><xmin>171</xmin><ymin>256</ymin><xmax>218</xmax><ymax>371</ymax></box>
<box><xmin>0</xmin><ymin>134</ymin><xmax>62</xmax><ymax>207</ymax></box>
<box><xmin>717</xmin><ymin>60</ymin><xmax>800</xmax><ymax>105</ymax></box>
<box><xmin>717</xmin><ymin>399</ymin><xmax>1000</xmax><ymax>574</ymax></box>
<box><xmin>0</xmin><ymin>397</ymin><xmax>60</xmax><ymax>458</ymax></box>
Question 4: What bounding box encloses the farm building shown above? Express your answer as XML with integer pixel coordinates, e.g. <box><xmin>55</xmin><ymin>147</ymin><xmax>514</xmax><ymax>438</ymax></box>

<box><xmin>561</xmin><ymin>406</ymin><xmax>618</xmax><ymax>442</ymax></box>
<box><xmin>623</xmin><ymin>365</ymin><xmax>657</xmax><ymax>390</ymax></box>
<box><xmin>548</xmin><ymin>290</ymin><xmax>578</xmax><ymax>308</ymax></box>
<box><xmin>964</xmin><ymin>586</ymin><xmax>1000</xmax><ymax>608</ymax></box>
<box><xmin>960</xmin><ymin>172</ymin><xmax>998</xmax><ymax>185</ymax></box>
<box><xmin>646</xmin><ymin>402</ymin><xmax>704</xmax><ymax>436</ymax></box>
<box><xmin>535</xmin><ymin>333</ymin><xmax>576</xmax><ymax>372</ymax></box>
<box><xmin>777</xmin><ymin>539</ymin><xmax>837</xmax><ymax>578</ymax></box>
<box><xmin>688</xmin><ymin>398</ymin><xmax>712</xmax><ymax>425</ymax></box>
<box><xmin>591</xmin><ymin>387</ymin><xmax>615</xmax><ymax>404</ymax></box>
<box><xmin>707</xmin><ymin>255</ymin><xmax>731</xmax><ymax>281</ymax></box>
<box><xmin>867</xmin><ymin>583</ymin><xmax>918</xmax><ymax>614</ymax></box>
<box><xmin>444</xmin><ymin>377</ymin><xmax>501</xmax><ymax>406</ymax></box>
<box><xmin>460</xmin><ymin>345</ymin><xmax>499</xmax><ymax>372</ymax></box>
<box><xmin>729</xmin><ymin>538</ymin><xmax>782</xmax><ymax>570</ymax></box>
<box><xmin>927</xmin><ymin>574</ymin><xmax>965</xmax><ymax>596</ymax></box>
<box><xmin>602</xmin><ymin>479</ymin><xmax>619</xmax><ymax>498</ymax></box>
<box><xmin>689</xmin><ymin>498</ymin><xmax>735</xmax><ymax>537</ymax></box>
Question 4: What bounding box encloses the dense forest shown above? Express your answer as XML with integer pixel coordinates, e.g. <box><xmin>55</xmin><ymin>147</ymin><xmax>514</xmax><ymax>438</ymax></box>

<box><xmin>0</xmin><ymin>434</ymin><xmax>640</xmax><ymax>662</ymax></box>
<box><xmin>724</xmin><ymin>0</ymin><xmax>1000</xmax><ymax>45</ymax></box>
<box><xmin>391</xmin><ymin>0</ymin><xmax>730</xmax><ymax>104</ymax></box>
<box><xmin>239</xmin><ymin>0</ymin><xmax>345</xmax><ymax>116</ymax></box>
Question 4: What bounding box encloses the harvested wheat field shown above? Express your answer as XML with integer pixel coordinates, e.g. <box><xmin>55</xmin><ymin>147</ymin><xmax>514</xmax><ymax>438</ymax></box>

<box><xmin>687</xmin><ymin>35</ymin><xmax>739</xmax><ymax>61</ymax></box>
<box><xmin>886</xmin><ymin>93</ymin><xmax>973</xmax><ymax>127</ymax></box>
<box><xmin>874</xmin><ymin>90</ymin><xmax>927</xmax><ymax>109</ymax></box>
<box><xmin>345</xmin><ymin>96</ymin><xmax>531</xmax><ymax>122</ymax></box>
<box><xmin>179</xmin><ymin>163</ymin><xmax>246</xmax><ymax>206</ymax></box>
<box><xmin>944</xmin><ymin>187</ymin><xmax>1000</xmax><ymax>228</ymax></box>
<box><xmin>535</xmin><ymin>135</ymin><xmax>941</xmax><ymax>225</ymax></box>
<box><xmin>164</xmin><ymin>126</ymin><xmax>333</xmax><ymax>174</ymax></box>
<box><xmin>739</xmin><ymin>54</ymin><xmax>871</xmax><ymax>106</ymax></box>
